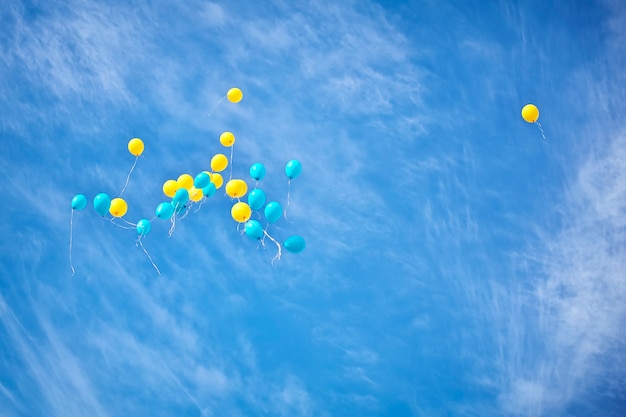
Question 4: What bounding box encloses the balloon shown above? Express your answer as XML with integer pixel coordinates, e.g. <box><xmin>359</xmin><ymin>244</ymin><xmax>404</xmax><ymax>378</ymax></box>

<box><xmin>249</xmin><ymin>162</ymin><xmax>266</xmax><ymax>181</ymax></box>
<box><xmin>245</xmin><ymin>220</ymin><xmax>264</xmax><ymax>240</ymax></box>
<box><xmin>231</xmin><ymin>202</ymin><xmax>251</xmax><ymax>223</ymax></box>
<box><xmin>285</xmin><ymin>160</ymin><xmax>302</xmax><ymax>179</ymax></box>
<box><xmin>93</xmin><ymin>193</ymin><xmax>111</xmax><ymax>216</ymax></box>
<box><xmin>247</xmin><ymin>189</ymin><xmax>266</xmax><ymax>211</ymax></box>
<box><xmin>211</xmin><ymin>172</ymin><xmax>224</xmax><ymax>189</ymax></box>
<box><xmin>202</xmin><ymin>182</ymin><xmax>216</xmax><ymax>198</ymax></box>
<box><xmin>264</xmin><ymin>201</ymin><xmax>282</xmax><ymax>223</ymax></box>
<box><xmin>155</xmin><ymin>202</ymin><xmax>174</xmax><ymax>219</ymax></box>
<box><xmin>211</xmin><ymin>154</ymin><xmax>228</xmax><ymax>172</ymax></box>
<box><xmin>71</xmin><ymin>194</ymin><xmax>87</xmax><ymax>210</ymax></box>
<box><xmin>225</xmin><ymin>179</ymin><xmax>248</xmax><ymax>199</ymax></box>
<box><xmin>128</xmin><ymin>138</ymin><xmax>144</xmax><ymax>156</ymax></box>
<box><xmin>175</xmin><ymin>203</ymin><xmax>187</xmax><ymax>214</ymax></box>
<box><xmin>194</xmin><ymin>172</ymin><xmax>211</xmax><ymax>189</ymax></box>
<box><xmin>177</xmin><ymin>174</ymin><xmax>194</xmax><ymax>190</ymax></box>
<box><xmin>189</xmin><ymin>187</ymin><xmax>203</xmax><ymax>202</ymax></box>
<box><xmin>521</xmin><ymin>104</ymin><xmax>539</xmax><ymax>123</ymax></box>
<box><xmin>172</xmin><ymin>188</ymin><xmax>189</xmax><ymax>206</ymax></box>
<box><xmin>227</xmin><ymin>87</ymin><xmax>243</xmax><ymax>103</ymax></box>
<box><xmin>283</xmin><ymin>235</ymin><xmax>305</xmax><ymax>253</ymax></box>
<box><xmin>136</xmin><ymin>219</ymin><xmax>151</xmax><ymax>235</ymax></box>
<box><xmin>162</xmin><ymin>179</ymin><xmax>178</xmax><ymax>198</ymax></box>
<box><xmin>109</xmin><ymin>197</ymin><xmax>128</xmax><ymax>217</ymax></box>
<box><xmin>220</xmin><ymin>131</ymin><xmax>235</xmax><ymax>147</ymax></box>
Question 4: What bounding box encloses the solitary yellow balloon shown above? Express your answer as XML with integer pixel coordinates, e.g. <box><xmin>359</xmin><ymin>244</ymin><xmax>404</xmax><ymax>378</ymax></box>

<box><xmin>211</xmin><ymin>172</ymin><xmax>224</xmax><ymax>189</ymax></box>
<box><xmin>227</xmin><ymin>88</ymin><xmax>243</xmax><ymax>103</ymax></box>
<box><xmin>211</xmin><ymin>154</ymin><xmax>228</xmax><ymax>172</ymax></box>
<box><xmin>220</xmin><ymin>131</ymin><xmax>235</xmax><ymax>147</ymax></box>
<box><xmin>109</xmin><ymin>197</ymin><xmax>128</xmax><ymax>217</ymax></box>
<box><xmin>521</xmin><ymin>104</ymin><xmax>539</xmax><ymax>123</ymax></box>
<box><xmin>231</xmin><ymin>202</ymin><xmax>251</xmax><ymax>223</ymax></box>
<box><xmin>189</xmin><ymin>187</ymin><xmax>204</xmax><ymax>202</ymax></box>
<box><xmin>162</xmin><ymin>179</ymin><xmax>178</xmax><ymax>198</ymax></box>
<box><xmin>225</xmin><ymin>179</ymin><xmax>248</xmax><ymax>199</ymax></box>
<box><xmin>128</xmin><ymin>138</ymin><xmax>144</xmax><ymax>156</ymax></box>
<box><xmin>177</xmin><ymin>174</ymin><xmax>194</xmax><ymax>190</ymax></box>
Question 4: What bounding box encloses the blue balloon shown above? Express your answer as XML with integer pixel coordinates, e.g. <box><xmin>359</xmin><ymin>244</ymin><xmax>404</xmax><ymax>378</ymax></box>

<box><xmin>136</xmin><ymin>219</ymin><xmax>152</xmax><ymax>235</ymax></box>
<box><xmin>285</xmin><ymin>159</ymin><xmax>302</xmax><ymax>179</ymax></box>
<box><xmin>71</xmin><ymin>194</ymin><xmax>87</xmax><ymax>210</ymax></box>
<box><xmin>194</xmin><ymin>172</ymin><xmax>210</xmax><ymax>189</ymax></box>
<box><xmin>175</xmin><ymin>203</ymin><xmax>187</xmax><ymax>214</ymax></box>
<box><xmin>172</xmin><ymin>188</ymin><xmax>189</xmax><ymax>206</ymax></box>
<box><xmin>202</xmin><ymin>182</ymin><xmax>216</xmax><ymax>198</ymax></box>
<box><xmin>249</xmin><ymin>162</ymin><xmax>266</xmax><ymax>181</ymax></box>
<box><xmin>245</xmin><ymin>220</ymin><xmax>264</xmax><ymax>240</ymax></box>
<box><xmin>93</xmin><ymin>193</ymin><xmax>111</xmax><ymax>216</ymax></box>
<box><xmin>283</xmin><ymin>235</ymin><xmax>305</xmax><ymax>253</ymax></box>
<box><xmin>264</xmin><ymin>201</ymin><xmax>282</xmax><ymax>224</ymax></box>
<box><xmin>155</xmin><ymin>202</ymin><xmax>174</xmax><ymax>219</ymax></box>
<box><xmin>248</xmin><ymin>189</ymin><xmax>266</xmax><ymax>211</ymax></box>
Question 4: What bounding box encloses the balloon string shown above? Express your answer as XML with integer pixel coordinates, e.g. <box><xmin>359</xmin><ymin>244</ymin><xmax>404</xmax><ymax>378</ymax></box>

<box><xmin>194</xmin><ymin>197</ymin><xmax>206</xmax><ymax>213</ymax></box>
<box><xmin>109</xmin><ymin>217</ymin><xmax>135</xmax><ymax>230</ymax></box>
<box><xmin>178</xmin><ymin>204</ymin><xmax>192</xmax><ymax>221</ymax></box>
<box><xmin>120</xmin><ymin>156</ymin><xmax>139</xmax><ymax>197</ymax></box>
<box><xmin>535</xmin><ymin>122</ymin><xmax>546</xmax><ymax>140</ymax></box>
<box><xmin>284</xmin><ymin>179</ymin><xmax>292</xmax><ymax>222</ymax></box>
<box><xmin>120</xmin><ymin>218</ymin><xmax>138</xmax><ymax>227</ymax></box>
<box><xmin>207</xmin><ymin>96</ymin><xmax>226</xmax><ymax>118</ymax></box>
<box><xmin>69</xmin><ymin>210</ymin><xmax>75</xmax><ymax>276</ymax></box>
<box><xmin>168</xmin><ymin>213</ymin><xmax>177</xmax><ymax>237</ymax></box>
<box><xmin>263</xmin><ymin>229</ymin><xmax>282</xmax><ymax>264</ymax></box>
<box><xmin>137</xmin><ymin>236</ymin><xmax>161</xmax><ymax>275</ymax></box>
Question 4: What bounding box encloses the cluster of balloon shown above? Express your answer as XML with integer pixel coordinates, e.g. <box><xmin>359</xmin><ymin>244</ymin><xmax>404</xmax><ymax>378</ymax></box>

<box><xmin>69</xmin><ymin>87</ymin><xmax>305</xmax><ymax>276</ymax></box>
<box><xmin>236</xmin><ymin>158</ymin><xmax>305</xmax><ymax>262</ymax></box>
<box><xmin>521</xmin><ymin>103</ymin><xmax>546</xmax><ymax>140</ymax></box>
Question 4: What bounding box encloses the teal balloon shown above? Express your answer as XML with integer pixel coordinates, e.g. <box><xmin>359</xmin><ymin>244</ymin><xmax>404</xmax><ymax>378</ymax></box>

<box><xmin>175</xmin><ymin>203</ymin><xmax>187</xmax><ymax>213</ymax></box>
<box><xmin>93</xmin><ymin>193</ymin><xmax>111</xmax><ymax>216</ymax></box>
<box><xmin>264</xmin><ymin>201</ymin><xmax>282</xmax><ymax>223</ymax></box>
<box><xmin>245</xmin><ymin>220</ymin><xmax>264</xmax><ymax>240</ymax></box>
<box><xmin>136</xmin><ymin>219</ymin><xmax>151</xmax><ymax>235</ymax></box>
<box><xmin>249</xmin><ymin>163</ymin><xmax>266</xmax><ymax>181</ymax></box>
<box><xmin>248</xmin><ymin>189</ymin><xmax>266</xmax><ymax>211</ymax></box>
<box><xmin>172</xmin><ymin>188</ymin><xmax>189</xmax><ymax>205</ymax></box>
<box><xmin>283</xmin><ymin>235</ymin><xmax>305</xmax><ymax>253</ymax></box>
<box><xmin>155</xmin><ymin>202</ymin><xmax>174</xmax><ymax>219</ymax></box>
<box><xmin>202</xmin><ymin>182</ymin><xmax>216</xmax><ymax>198</ymax></box>
<box><xmin>285</xmin><ymin>159</ymin><xmax>302</xmax><ymax>179</ymax></box>
<box><xmin>194</xmin><ymin>172</ymin><xmax>210</xmax><ymax>189</ymax></box>
<box><xmin>71</xmin><ymin>194</ymin><xmax>87</xmax><ymax>210</ymax></box>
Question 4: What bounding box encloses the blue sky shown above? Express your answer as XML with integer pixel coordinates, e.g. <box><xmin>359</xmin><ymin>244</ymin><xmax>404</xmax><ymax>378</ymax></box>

<box><xmin>1</xmin><ymin>0</ymin><xmax>625</xmax><ymax>416</ymax></box>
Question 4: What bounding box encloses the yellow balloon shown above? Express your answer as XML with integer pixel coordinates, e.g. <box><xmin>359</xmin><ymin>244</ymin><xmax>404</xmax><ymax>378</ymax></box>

<box><xmin>177</xmin><ymin>174</ymin><xmax>194</xmax><ymax>190</ymax></box>
<box><xmin>162</xmin><ymin>179</ymin><xmax>178</xmax><ymax>198</ymax></box>
<box><xmin>109</xmin><ymin>197</ymin><xmax>128</xmax><ymax>217</ymax></box>
<box><xmin>521</xmin><ymin>104</ymin><xmax>539</xmax><ymax>123</ymax></box>
<box><xmin>225</xmin><ymin>179</ymin><xmax>248</xmax><ymax>199</ymax></box>
<box><xmin>227</xmin><ymin>87</ymin><xmax>243</xmax><ymax>103</ymax></box>
<box><xmin>231</xmin><ymin>202</ymin><xmax>251</xmax><ymax>223</ymax></box>
<box><xmin>211</xmin><ymin>154</ymin><xmax>228</xmax><ymax>172</ymax></box>
<box><xmin>220</xmin><ymin>131</ymin><xmax>235</xmax><ymax>147</ymax></box>
<box><xmin>128</xmin><ymin>138</ymin><xmax>144</xmax><ymax>156</ymax></box>
<box><xmin>211</xmin><ymin>172</ymin><xmax>224</xmax><ymax>189</ymax></box>
<box><xmin>189</xmin><ymin>187</ymin><xmax>204</xmax><ymax>202</ymax></box>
